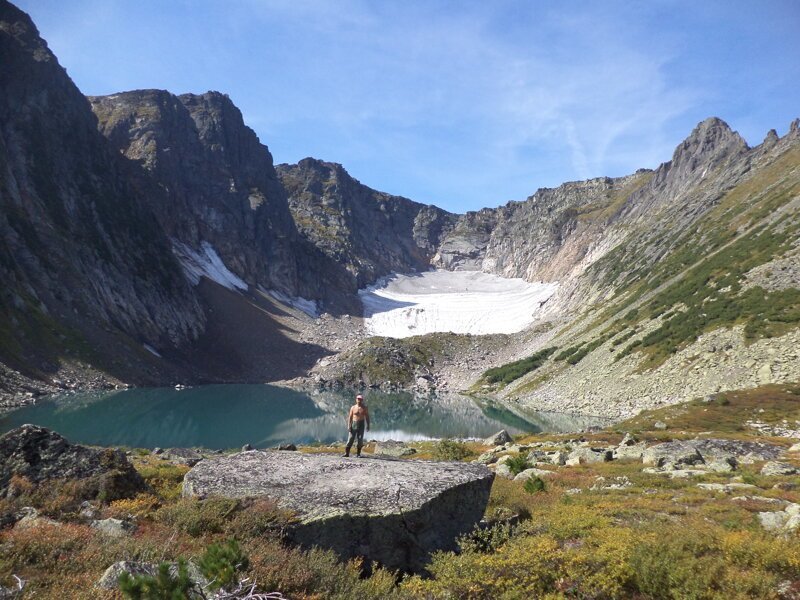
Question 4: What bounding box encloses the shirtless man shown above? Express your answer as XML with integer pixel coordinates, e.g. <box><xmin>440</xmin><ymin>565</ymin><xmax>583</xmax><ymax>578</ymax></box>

<box><xmin>343</xmin><ymin>394</ymin><xmax>370</xmax><ymax>457</ymax></box>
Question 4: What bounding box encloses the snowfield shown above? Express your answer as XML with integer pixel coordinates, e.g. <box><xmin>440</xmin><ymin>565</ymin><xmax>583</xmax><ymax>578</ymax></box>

<box><xmin>172</xmin><ymin>240</ymin><xmax>248</xmax><ymax>292</ymax></box>
<box><xmin>359</xmin><ymin>270</ymin><xmax>558</xmax><ymax>338</ymax></box>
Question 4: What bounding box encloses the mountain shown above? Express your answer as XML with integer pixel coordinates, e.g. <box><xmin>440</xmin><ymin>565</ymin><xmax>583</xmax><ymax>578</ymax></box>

<box><xmin>0</xmin><ymin>1</ymin><xmax>204</xmax><ymax>391</ymax></box>
<box><xmin>0</xmin><ymin>0</ymin><xmax>797</xmax><ymax>415</ymax></box>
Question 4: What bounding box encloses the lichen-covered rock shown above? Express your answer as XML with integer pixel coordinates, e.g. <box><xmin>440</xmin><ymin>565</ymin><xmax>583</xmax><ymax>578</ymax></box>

<box><xmin>484</xmin><ymin>430</ymin><xmax>513</xmax><ymax>446</ymax></box>
<box><xmin>373</xmin><ymin>441</ymin><xmax>417</xmax><ymax>457</ymax></box>
<box><xmin>644</xmin><ymin>438</ymin><xmax>783</xmax><ymax>469</ymax></box>
<box><xmin>761</xmin><ymin>462</ymin><xmax>799</xmax><ymax>476</ymax></box>
<box><xmin>91</xmin><ymin>518</ymin><xmax>137</xmax><ymax>537</ymax></box>
<box><xmin>513</xmin><ymin>468</ymin><xmax>555</xmax><ymax>481</ymax></box>
<box><xmin>566</xmin><ymin>447</ymin><xmax>612</xmax><ymax>466</ymax></box>
<box><xmin>0</xmin><ymin>425</ymin><xmax>146</xmax><ymax>502</ymax></box>
<box><xmin>161</xmin><ymin>448</ymin><xmax>203</xmax><ymax>467</ymax></box>
<box><xmin>182</xmin><ymin>450</ymin><xmax>493</xmax><ymax>573</ymax></box>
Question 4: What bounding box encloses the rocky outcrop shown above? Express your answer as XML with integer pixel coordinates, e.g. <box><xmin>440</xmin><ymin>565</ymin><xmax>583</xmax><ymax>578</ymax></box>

<box><xmin>182</xmin><ymin>450</ymin><xmax>493</xmax><ymax>572</ymax></box>
<box><xmin>0</xmin><ymin>424</ymin><xmax>146</xmax><ymax>501</ymax></box>
<box><xmin>277</xmin><ymin>158</ymin><xmax>457</xmax><ymax>289</ymax></box>
<box><xmin>642</xmin><ymin>438</ymin><xmax>782</xmax><ymax>469</ymax></box>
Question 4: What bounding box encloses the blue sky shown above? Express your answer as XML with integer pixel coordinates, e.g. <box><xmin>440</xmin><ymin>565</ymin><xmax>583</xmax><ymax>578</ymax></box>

<box><xmin>18</xmin><ymin>0</ymin><xmax>800</xmax><ymax>213</ymax></box>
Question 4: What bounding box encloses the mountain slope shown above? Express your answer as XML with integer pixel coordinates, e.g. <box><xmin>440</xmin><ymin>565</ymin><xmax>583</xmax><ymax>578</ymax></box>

<box><xmin>487</xmin><ymin>120</ymin><xmax>800</xmax><ymax>417</ymax></box>
<box><xmin>0</xmin><ymin>1</ymin><xmax>205</xmax><ymax>389</ymax></box>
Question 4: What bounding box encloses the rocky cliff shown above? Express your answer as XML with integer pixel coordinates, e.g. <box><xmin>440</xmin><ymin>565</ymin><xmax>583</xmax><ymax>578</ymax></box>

<box><xmin>0</xmin><ymin>2</ymin><xmax>205</xmax><ymax>389</ymax></box>
<box><xmin>277</xmin><ymin>158</ymin><xmax>456</xmax><ymax>288</ymax></box>
<box><xmin>88</xmin><ymin>90</ymin><xmax>352</xmax><ymax>310</ymax></box>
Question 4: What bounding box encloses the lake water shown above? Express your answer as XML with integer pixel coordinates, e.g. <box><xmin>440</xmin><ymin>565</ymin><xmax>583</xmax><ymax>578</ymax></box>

<box><xmin>0</xmin><ymin>385</ymin><xmax>607</xmax><ymax>449</ymax></box>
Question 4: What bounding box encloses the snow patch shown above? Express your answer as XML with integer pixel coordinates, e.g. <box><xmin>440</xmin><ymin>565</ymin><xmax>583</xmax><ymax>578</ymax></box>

<box><xmin>143</xmin><ymin>344</ymin><xmax>162</xmax><ymax>358</ymax></box>
<box><xmin>172</xmin><ymin>241</ymin><xmax>248</xmax><ymax>292</ymax></box>
<box><xmin>360</xmin><ymin>270</ymin><xmax>557</xmax><ymax>338</ymax></box>
<box><xmin>266</xmin><ymin>289</ymin><xmax>320</xmax><ymax>318</ymax></box>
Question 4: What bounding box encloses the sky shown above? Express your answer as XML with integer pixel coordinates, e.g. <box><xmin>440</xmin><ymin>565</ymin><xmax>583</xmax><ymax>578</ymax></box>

<box><xmin>17</xmin><ymin>0</ymin><xmax>800</xmax><ymax>213</ymax></box>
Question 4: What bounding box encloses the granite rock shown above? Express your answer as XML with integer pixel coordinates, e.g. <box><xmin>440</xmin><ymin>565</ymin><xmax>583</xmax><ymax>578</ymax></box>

<box><xmin>182</xmin><ymin>450</ymin><xmax>493</xmax><ymax>573</ymax></box>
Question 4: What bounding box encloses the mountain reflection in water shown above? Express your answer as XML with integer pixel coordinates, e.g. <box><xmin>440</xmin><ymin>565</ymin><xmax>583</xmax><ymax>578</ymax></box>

<box><xmin>0</xmin><ymin>385</ymin><xmax>608</xmax><ymax>449</ymax></box>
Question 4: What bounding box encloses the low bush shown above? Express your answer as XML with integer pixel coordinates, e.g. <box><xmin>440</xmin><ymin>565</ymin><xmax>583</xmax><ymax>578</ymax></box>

<box><xmin>108</xmin><ymin>493</ymin><xmax>161</xmax><ymax>519</ymax></box>
<box><xmin>155</xmin><ymin>497</ymin><xmax>240</xmax><ymax>537</ymax></box>
<box><xmin>482</xmin><ymin>347</ymin><xmax>557</xmax><ymax>385</ymax></box>
<box><xmin>134</xmin><ymin>462</ymin><xmax>190</xmax><ymax>501</ymax></box>
<box><xmin>119</xmin><ymin>559</ymin><xmax>193</xmax><ymax>600</ymax></box>
<box><xmin>457</xmin><ymin>521</ymin><xmax>515</xmax><ymax>554</ymax></box>
<box><xmin>432</xmin><ymin>440</ymin><xmax>474</xmax><ymax>462</ymax></box>
<box><xmin>523</xmin><ymin>476</ymin><xmax>546</xmax><ymax>494</ymax></box>
<box><xmin>199</xmin><ymin>539</ymin><xmax>249</xmax><ymax>591</ymax></box>
<box><xmin>504</xmin><ymin>454</ymin><xmax>529</xmax><ymax>476</ymax></box>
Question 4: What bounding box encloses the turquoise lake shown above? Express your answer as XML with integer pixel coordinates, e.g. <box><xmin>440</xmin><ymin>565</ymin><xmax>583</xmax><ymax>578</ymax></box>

<box><xmin>0</xmin><ymin>385</ymin><xmax>607</xmax><ymax>449</ymax></box>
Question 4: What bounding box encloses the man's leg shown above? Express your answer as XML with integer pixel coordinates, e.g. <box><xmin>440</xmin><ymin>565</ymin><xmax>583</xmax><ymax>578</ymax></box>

<box><xmin>356</xmin><ymin>422</ymin><xmax>365</xmax><ymax>456</ymax></box>
<box><xmin>344</xmin><ymin>429</ymin><xmax>355</xmax><ymax>457</ymax></box>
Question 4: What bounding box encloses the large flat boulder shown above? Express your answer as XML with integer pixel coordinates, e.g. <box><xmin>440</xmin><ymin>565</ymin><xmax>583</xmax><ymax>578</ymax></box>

<box><xmin>0</xmin><ymin>425</ymin><xmax>146</xmax><ymax>501</ymax></box>
<box><xmin>183</xmin><ymin>450</ymin><xmax>494</xmax><ymax>573</ymax></box>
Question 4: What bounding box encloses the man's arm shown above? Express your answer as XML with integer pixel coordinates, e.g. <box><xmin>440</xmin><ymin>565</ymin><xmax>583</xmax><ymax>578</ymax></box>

<box><xmin>346</xmin><ymin>406</ymin><xmax>353</xmax><ymax>429</ymax></box>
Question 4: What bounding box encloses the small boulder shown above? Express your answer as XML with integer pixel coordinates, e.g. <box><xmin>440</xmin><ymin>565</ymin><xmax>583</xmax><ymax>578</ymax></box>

<box><xmin>654</xmin><ymin>421</ymin><xmax>668</xmax><ymax>430</ymax></box>
<box><xmin>761</xmin><ymin>461</ymin><xmax>799</xmax><ymax>476</ymax></box>
<box><xmin>13</xmin><ymin>507</ymin><xmax>60</xmax><ymax>530</ymax></box>
<box><xmin>513</xmin><ymin>468</ymin><xmax>555</xmax><ymax>481</ymax></box>
<box><xmin>96</xmin><ymin>560</ymin><xmax>208</xmax><ymax>595</ymax></box>
<box><xmin>759</xmin><ymin>511</ymin><xmax>791</xmax><ymax>532</ymax></box>
<box><xmin>484</xmin><ymin>430</ymin><xmax>513</xmax><ymax>446</ymax></box>
<box><xmin>494</xmin><ymin>463</ymin><xmax>514</xmax><ymax>479</ymax></box>
<box><xmin>91</xmin><ymin>518</ymin><xmax>136</xmax><ymax>537</ymax></box>
<box><xmin>79</xmin><ymin>501</ymin><xmax>99</xmax><ymax>520</ymax></box>
<box><xmin>97</xmin><ymin>562</ymin><xmax>157</xmax><ymax>590</ymax></box>
<box><xmin>614</xmin><ymin>442</ymin><xmax>647</xmax><ymax>461</ymax></box>
<box><xmin>278</xmin><ymin>443</ymin><xmax>297</xmax><ymax>451</ymax></box>
<box><xmin>475</xmin><ymin>451</ymin><xmax>499</xmax><ymax>465</ymax></box>
<box><xmin>549</xmin><ymin>451</ymin><xmax>568</xmax><ymax>466</ymax></box>
<box><xmin>566</xmin><ymin>447</ymin><xmax>612</xmax><ymax>466</ymax></box>
<box><xmin>619</xmin><ymin>433</ymin><xmax>637</xmax><ymax>447</ymax></box>
<box><xmin>373</xmin><ymin>441</ymin><xmax>417</xmax><ymax>458</ymax></box>
<box><xmin>162</xmin><ymin>448</ymin><xmax>203</xmax><ymax>466</ymax></box>
<box><xmin>242</xmin><ymin>444</ymin><xmax>253</xmax><ymax>452</ymax></box>
<box><xmin>642</xmin><ymin>441</ymin><xmax>704</xmax><ymax>468</ymax></box>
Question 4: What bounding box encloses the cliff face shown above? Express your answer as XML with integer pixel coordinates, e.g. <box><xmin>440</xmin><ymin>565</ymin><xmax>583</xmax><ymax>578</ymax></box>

<box><xmin>89</xmin><ymin>90</ymin><xmax>304</xmax><ymax>299</ymax></box>
<box><xmin>0</xmin><ymin>2</ymin><xmax>204</xmax><ymax>383</ymax></box>
<box><xmin>277</xmin><ymin>158</ymin><xmax>457</xmax><ymax>288</ymax></box>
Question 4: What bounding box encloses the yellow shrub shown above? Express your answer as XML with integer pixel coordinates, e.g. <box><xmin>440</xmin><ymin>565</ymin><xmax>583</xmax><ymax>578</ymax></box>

<box><xmin>108</xmin><ymin>493</ymin><xmax>161</xmax><ymax>519</ymax></box>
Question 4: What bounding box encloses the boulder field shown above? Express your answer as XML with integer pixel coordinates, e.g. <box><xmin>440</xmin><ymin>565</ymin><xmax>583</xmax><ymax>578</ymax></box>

<box><xmin>182</xmin><ymin>450</ymin><xmax>494</xmax><ymax>573</ymax></box>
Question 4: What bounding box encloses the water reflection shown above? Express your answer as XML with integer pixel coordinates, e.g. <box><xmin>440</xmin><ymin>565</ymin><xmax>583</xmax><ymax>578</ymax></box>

<box><xmin>0</xmin><ymin>385</ymin><xmax>607</xmax><ymax>449</ymax></box>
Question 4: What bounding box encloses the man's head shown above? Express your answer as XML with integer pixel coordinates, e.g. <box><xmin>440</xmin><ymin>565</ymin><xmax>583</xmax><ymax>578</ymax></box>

<box><xmin>356</xmin><ymin>394</ymin><xmax>363</xmax><ymax>404</ymax></box>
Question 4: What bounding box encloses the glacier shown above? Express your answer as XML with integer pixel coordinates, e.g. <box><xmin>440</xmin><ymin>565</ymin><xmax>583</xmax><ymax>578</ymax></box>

<box><xmin>359</xmin><ymin>270</ymin><xmax>557</xmax><ymax>338</ymax></box>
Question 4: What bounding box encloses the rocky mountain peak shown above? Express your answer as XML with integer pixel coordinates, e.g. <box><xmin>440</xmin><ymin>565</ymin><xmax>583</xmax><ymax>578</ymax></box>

<box><xmin>671</xmin><ymin>117</ymin><xmax>749</xmax><ymax>168</ymax></box>
<box><xmin>789</xmin><ymin>118</ymin><xmax>800</xmax><ymax>138</ymax></box>
<box><xmin>763</xmin><ymin>128</ymin><xmax>779</xmax><ymax>148</ymax></box>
